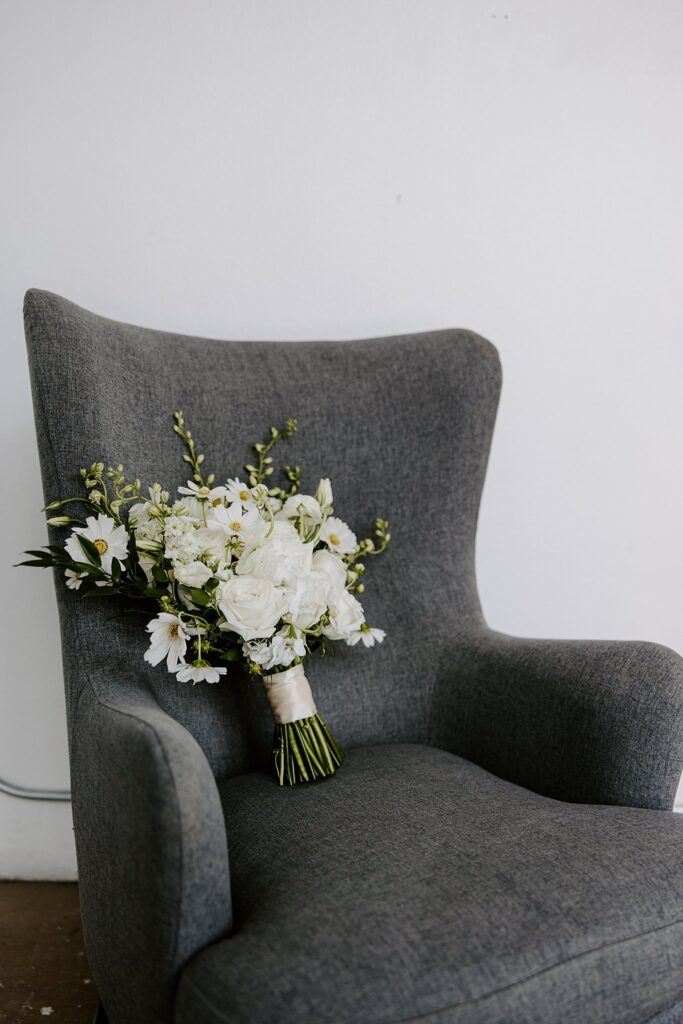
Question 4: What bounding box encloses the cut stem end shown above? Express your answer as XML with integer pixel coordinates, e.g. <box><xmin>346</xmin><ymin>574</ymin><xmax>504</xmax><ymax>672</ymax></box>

<box><xmin>272</xmin><ymin>714</ymin><xmax>344</xmax><ymax>786</ymax></box>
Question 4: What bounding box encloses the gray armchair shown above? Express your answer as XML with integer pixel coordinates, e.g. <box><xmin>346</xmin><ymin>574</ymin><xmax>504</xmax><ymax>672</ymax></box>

<box><xmin>24</xmin><ymin>289</ymin><xmax>683</xmax><ymax>1024</ymax></box>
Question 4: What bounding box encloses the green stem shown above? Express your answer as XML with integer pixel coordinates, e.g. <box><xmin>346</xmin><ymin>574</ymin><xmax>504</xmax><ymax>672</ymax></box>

<box><xmin>271</xmin><ymin>715</ymin><xmax>344</xmax><ymax>786</ymax></box>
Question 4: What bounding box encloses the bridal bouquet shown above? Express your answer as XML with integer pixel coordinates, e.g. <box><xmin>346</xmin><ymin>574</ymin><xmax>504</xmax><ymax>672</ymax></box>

<box><xmin>20</xmin><ymin>415</ymin><xmax>390</xmax><ymax>785</ymax></box>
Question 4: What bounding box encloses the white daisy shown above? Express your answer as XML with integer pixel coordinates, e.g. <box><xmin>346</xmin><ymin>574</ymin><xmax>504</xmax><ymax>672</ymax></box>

<box><xmin>319</xmin><ymin>516</ymin><xmax>357</xmax><ymax>556</ymax></box>
<box><xmin>210</xmin><ymin>501</ymin><xmax>265</xmax><ymax>541</ymax></box>
<box><xmin>225</xmin><ymin>478</ymin><xmax>255</xmax><ymax>507</ymax></box>
<box><xmin>65</xmin><ymin>514</ymin><xmax>129</xmax><ymax>575</ymax></box>
<box><xmin>347</xmin><ymin>625</ymin><xmax>386</xmax><ymax>648</ymax></box>
<box><xmin>144</xmin><ymin>613</ymin><xmax>190</xmax><ymax>672</ymax></box>
<box><xmin>177</xmin><ymin>481</ymin><xmax>229</xmax><ymax>507</ymax></box>
<box><xmin>176</xmin><ymin>661</ymin><xmax>227</xmax><ymax>685</ymax></box>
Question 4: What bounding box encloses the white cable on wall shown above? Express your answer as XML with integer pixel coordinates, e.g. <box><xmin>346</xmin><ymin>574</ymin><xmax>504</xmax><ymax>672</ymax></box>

<box><xmin>0</xmin><ymin>775</ymin><xmax>71</xmax><ymax>801</ymax></box>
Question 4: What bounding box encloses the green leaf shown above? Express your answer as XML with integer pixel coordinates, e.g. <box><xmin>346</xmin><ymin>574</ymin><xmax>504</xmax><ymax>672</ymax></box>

<box><xmin>111</xmin><ymin>558</ymin><xmax>122</xmax><ymax>583</ymax></box>
<box><xmin>126</xmin><ymin>529</ymin><xmax>140</xmax><ymax>566</ymax></box>
<box><xmin>144</xmin><ymin>586</ymin><xmax>169</xmax><ymax>599</ymax></box>
<box><xmin>46</xmin><ymin>544</ymin><xmax>71</xmax><ymax>557</ymax></box>
<box><xmin>16</xmin><ymin>558</ymin><xmax>52</xmax><ymax>568</ymax></box>
<box><xmin>189</xmin><ymin>588</ymin><xmax>211</xmax><ymax>607</ymax></box>
<box><xmin>219</xmin><ymin>648</ymin><xmax>242</xmax><ymax>661</ymax></box>
<box><xmin>67</xmin><ymin>561</ymin><xmax>106</xmax><ymax>578</ymax></box>
<box><xmin>78</xmin><ymin>535</ymin><xmax>101</xmax><ymax>566</ymax></box>
<box><xmin>152</xmin><ymin>565</ymin><xmax>169</xmax><ymax>583</ymax></box>
<box><xmin>205</xmin><ymin>576</ymin><xmax>220</xmax><ymax>593</ymax></box>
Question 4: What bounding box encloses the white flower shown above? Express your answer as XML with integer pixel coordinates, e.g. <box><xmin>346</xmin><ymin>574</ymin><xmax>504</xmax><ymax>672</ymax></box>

<box><xmin>311</xmin><ymin>548</ymin><xmax>347</xmax><ymax>591</ymax></box>
<box><xmin>244</xmin><ymin>639</ymin><xmax>272</xmax><ymax>668</ymax></box>
<box><xmin>323</xmin><ymin>589</ymin><xmax>365</xmax><ymax>641</ymax></box>
<box><xmin>319</xmin><ymin>516</ymin><xmax>357</xmax><ymax>556</ymax></box>
<box><xmin>193</xmin><ymin>526</ymin><xmax>231</xmax><ymax>568</ymax></box>
<box><xmin>244</xmin><ymin>626</ymin><xmax>306</xmax><ymax>672</ymax></box>
<box><xmin>173</xmin><ymin>560</ymin><xmax>213</xmax><ymax>589</ymax></box>
<box><xmin>128</xmin><ymin>502</ymin><xmax>164</xmax><ymax>551</ymax></box>
<box><xmin>347</xmin><ymin>626</ymin><xmax>386</xmax><ymax>648</ymax></box>
<box><xmin>64</xmin><ymin>568</ymin><xmax>85</xmax><ymax>590</ymax></box>
<box><xmin>164</xmin><ymin>516</ymin><xmax>203</xmax><ymax>564</ymax></box>
<box><xmin>176</xmin><ymin>661</ymin><xmax>227</xmax><ymax>685</ymax></box>
<box><xmin>277</xmin><ymin>494</ymin><xmax>323</xmax><ymax>529</ymax></box>
<box><xmin>144</xmin><ymin>613</ymin><xmax>190</xmax><ymax>672</ymax></box>
<box><xmin>285</xmin><ymin>572</ymin><xmax>328</xmax><ymax>630</ymax></box>
<box><xmin>214</xmin><ymin>559</ymin><xmax>235</xmax><ymax>582</ymax></box>
<box><xmin>225</xmin><ymin>478</ymin><xmax>255</xmax><ymax>507</ymax></box>
<box><xmin>210</xmin><ymin>502</ymin><xmax>266</xmax><ymax>542</ymax></box>
<box><xmin>178</xmin><ymin>481</ymin><xmax>229</xmax><ymax>506</ymax></box>
<box><xmin>217</xmin><ymin>575</ymin><xmax>288</xmax><ymax>641</ymax></box>
<box><xmin>315</xmin><ymin>478</ymin><xmax>333</xmax><ymax>511</ymax></box>
<box><xmin>172</xmin><ymin>496</ymin><xmax>208</xmax><ymax>524</ymax></box>
<box><xmin>236</xmin><ymin>522</ymin><xmax>312</xmax><ymax>587</ymax></box>
<box><xmin>65</xmin><ymin>514</ymin><xmax>129</xmax><ymax>575</ymax></box>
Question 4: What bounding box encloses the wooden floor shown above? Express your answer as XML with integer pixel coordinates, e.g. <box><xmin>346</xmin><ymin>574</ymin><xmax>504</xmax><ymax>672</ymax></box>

<box><xmin>0</xmin><ymin>883</ymin><xmax>98</xmax><ymax>1024</ymax></box>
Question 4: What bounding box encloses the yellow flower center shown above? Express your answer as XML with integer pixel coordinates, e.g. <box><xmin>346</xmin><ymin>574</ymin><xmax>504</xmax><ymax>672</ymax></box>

<box><xmin>231</xmin><ymin>522</ymin><xmax>241</xmax><ymax>532</ymax></box>
<box><xmin>329</xmin><ymin>610</ymin><xmax>337</xmax><ymax>618</ymax></box>
<box><xmin>211</xmin><ymin>498</ymin><xmax>223</xmax><ymax>506</ymax></box>
<box><xmin>329</xmin><ymin>533</ymin><xmax>340</xmax><ymax>546</ymax></box>
<box><xmin>169</xmin><ymin>624</ymin><xmax>179</xmax><ymax>638</ymax></box>
<box><xmin>94</xmin><ymin>538</ymin><xmax>108</xmax><ymax>555</ymax></box>
<box><xmin>239</xmin><ymin>490</ymin><xmax>249</xmax><ymax>501</ymax></box>
<box><xmin>197</xmin><ymin>486</ymin><xmax>210</xmax><ymax>497</ymax></box>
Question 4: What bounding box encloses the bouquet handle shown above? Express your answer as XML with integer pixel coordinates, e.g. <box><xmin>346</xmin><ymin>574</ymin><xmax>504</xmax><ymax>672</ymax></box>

<box><xmin>263</xmin><ymin>665</ymin><xmax>344</xmax><ymax>786</ymax></box>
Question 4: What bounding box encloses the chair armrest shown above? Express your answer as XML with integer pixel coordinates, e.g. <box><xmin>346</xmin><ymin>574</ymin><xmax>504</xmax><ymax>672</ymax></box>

<box><xmin>71</xmin><ymin>681</ymin><xmax>232</xmax><ymax>1024</ymax></box>
<box><xmin>432</xmin><ymin>629</ymin><xmax>683</xmax><ymax>809</ymax></box>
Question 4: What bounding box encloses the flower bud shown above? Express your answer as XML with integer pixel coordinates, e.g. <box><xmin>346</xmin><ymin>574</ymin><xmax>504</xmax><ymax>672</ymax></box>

<box><xmin>47</xmin><ymin>516</ymin><xmax>71</xmax><ymax>527</ymax></box>
<box><xmin>315</xmin><ymin>477</ymin><xmax>333</xmax><ymax>509</ymax></box>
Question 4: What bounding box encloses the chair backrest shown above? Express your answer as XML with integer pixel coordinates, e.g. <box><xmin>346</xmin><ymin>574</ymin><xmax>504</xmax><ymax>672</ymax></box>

<box><xmin>24</xmin><ymin>289</ymin><xmax>501</xmax><ymax>779</ymax></box>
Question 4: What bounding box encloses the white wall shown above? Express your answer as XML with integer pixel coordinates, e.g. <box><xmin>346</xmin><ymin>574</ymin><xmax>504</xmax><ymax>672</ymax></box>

<box><xmin>1</xmin><ymin>0</ymin><xmax>682</xmax><ymax>880</ymax></box>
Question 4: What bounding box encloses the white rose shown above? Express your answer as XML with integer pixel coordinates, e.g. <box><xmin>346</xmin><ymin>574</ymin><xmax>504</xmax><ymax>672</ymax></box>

<box><xmin>312</xmin><ymin>548</ymin><xmax>347</xmax><ymax>591</ymax></box>
<box><xmin>286</xmin><ymin>572</ymin><xmax>328</xmax><ymax>630</ymax></box>
<box><xmin>218</xmin><ymin>575</ymin><xmax>288</xmax><ymax>641</ymax></box>
<box><xmin>323</xmin><ymin>588</ymin><xmax>365</xmax><ymax>641</ymax></box>
<box><xmin>237</xmin><ymin>522</ymin><xmax>312</xmax><ymax>586</ymax></box>
<box><xmin>173</xmin><ymin>560</ymin><xmax>213</xmax><ymax>589</ymax></box>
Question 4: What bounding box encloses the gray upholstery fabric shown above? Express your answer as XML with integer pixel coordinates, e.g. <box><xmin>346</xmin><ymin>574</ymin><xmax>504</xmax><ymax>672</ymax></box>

<box><xmin>432</xmin><ymin>630</ymin><xmax>683</xmax><ymax>809</ymax></box>
<box><xmin>177</xmin><ymin>744</ymin><xmax>683</xmax><ymax>1024</ymax></box>
<box><xmin>644</xmin><ymin>1004</ymin><xmax>683</xmax><ymax>1024</ymax></box>
<box><xmin>23</xmin><ymin>289</ymin><xmax>683</xmax><ymax>1024</ymax></box>
<box><xmin>70</xmin><ymin>684</ymin><xmax>232</xmax><ymax>1024</ymax></box>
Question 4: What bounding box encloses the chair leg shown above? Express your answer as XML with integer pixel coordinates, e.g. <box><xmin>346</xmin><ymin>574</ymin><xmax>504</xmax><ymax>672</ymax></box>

<box><xmin>92</xmin><ymin>1002</ymin><xmax>109</xmax><ymax>1024</ymax></box>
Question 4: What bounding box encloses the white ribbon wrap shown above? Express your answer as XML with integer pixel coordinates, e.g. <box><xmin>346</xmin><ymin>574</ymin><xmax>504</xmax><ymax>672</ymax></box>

<box><xmin>262</xmin><ymin>663</ymin><xmax>317</xmax><ymax>725</ymax></box>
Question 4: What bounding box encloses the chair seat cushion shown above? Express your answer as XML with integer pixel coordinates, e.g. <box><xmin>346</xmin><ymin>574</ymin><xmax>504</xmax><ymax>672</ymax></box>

<box><xmin>175</xmin><ymin>744</ymin><xmax>683</xmax><ymax>1024</ymax></box>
